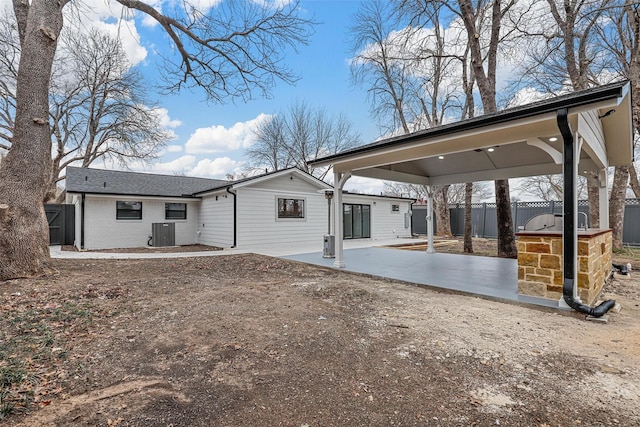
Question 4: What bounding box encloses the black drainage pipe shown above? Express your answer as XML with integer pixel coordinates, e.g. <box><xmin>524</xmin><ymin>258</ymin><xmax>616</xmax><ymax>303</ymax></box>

<box><xmin>558</xmin><ymin>108</ymin><xmax>615</xmax><ymax>317</ymax></box>
<box><xmin>81</xmin><ymin>193</ymin><xmax>85</xmax><ymax>249</ymax></box>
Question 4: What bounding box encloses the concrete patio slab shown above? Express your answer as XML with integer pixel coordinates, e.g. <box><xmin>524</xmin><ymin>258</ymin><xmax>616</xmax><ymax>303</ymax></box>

<box><xmin>285</xmin><ymin>246</ymin><xmax>561</xmax><ymax>309</ymax></box>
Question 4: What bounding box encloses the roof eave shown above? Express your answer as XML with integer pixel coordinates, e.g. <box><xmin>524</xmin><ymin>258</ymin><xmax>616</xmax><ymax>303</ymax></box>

<box><xmin>308</xmin><ymin>81</ymin><xmax>630</xmax><ymax>168</ymax></box>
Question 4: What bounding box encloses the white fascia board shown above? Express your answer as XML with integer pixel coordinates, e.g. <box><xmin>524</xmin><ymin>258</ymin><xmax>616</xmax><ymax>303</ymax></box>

<box><xmin>84</xmin><ymin>194</ymin><xmax>201</xmax><ymax>202</ymax></box>
<box><xmin>600</xmin><ymin>88</ymin><xmax>633</xmax><ymax>166</ymax></box>
<box><xmin>196</xmin><ymin>188</ymin><xmax>229</xmax><ymax>198</ymax></box>
<box><xmin>231</xmin><ymin>169</ymin><xmax>331</xmax><ymax>191</ymax></box>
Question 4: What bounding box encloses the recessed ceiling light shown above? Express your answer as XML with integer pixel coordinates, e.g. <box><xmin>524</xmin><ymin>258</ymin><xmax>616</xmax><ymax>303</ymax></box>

<box><xmin>438</xmin><ymin>155</ymin><xmax>445</xmax><ymax>160</ymax></box>
<box><xmin>487</xmin><ymin>147</ymin><xmax>495</xmax><ymax>152</ymax></box>
<box><xmin>549</xmin><ymin>137</ymin><xmax>558</xmax><ymax>142</ymax></box>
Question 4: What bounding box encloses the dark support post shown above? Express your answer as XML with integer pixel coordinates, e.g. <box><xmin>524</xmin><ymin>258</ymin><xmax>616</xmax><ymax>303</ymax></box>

<box><xmin>557</xmin><ymin>108</ymin><xmax>615</xmax><ymax>317</ymax></box>
<box><xmin>81</xmin><ymin>193</ymin><xmax>85</xmax><ymax>249</ymax></box>
<box><xmin>560</xmin><ymin>108</ymin><xmax>577</xmax><ymax>297</ymax></box>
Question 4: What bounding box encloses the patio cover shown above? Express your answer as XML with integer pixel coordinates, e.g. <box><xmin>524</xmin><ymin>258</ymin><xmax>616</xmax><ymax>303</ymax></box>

<box><xmin>308</xmin><ymin>81</ymin><xmax>632</xmax><ymax>311</ymax></box>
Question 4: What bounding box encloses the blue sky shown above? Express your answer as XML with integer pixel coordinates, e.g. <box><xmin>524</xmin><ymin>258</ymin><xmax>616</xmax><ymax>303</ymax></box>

<box><xmin>116</xmin><ymin>0</ymin><xmax>384</xmax><ymax>193</ymax></box>
<box><xmin>0</xmin><ymin>0</ymin><xmax>538</xmax><ymax>197</ymax></box>
<box><xmin>0</xmin><ymin>0</ymin><xmax>553</xmax><ymax>197</ymax></box>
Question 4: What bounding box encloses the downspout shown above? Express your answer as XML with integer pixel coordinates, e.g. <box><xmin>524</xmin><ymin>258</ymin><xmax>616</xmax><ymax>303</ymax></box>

<box><xmin>226</xmin><ymin>186</ymin><xmax>237</xmax><ymax>248</ymax></box>
<box><xmin>410</xmin><ymin>200</ymin><xmax>416</xmax><ymax>236</ymax></box>
<box><xmin>80</xmin><ymin>193</ymin><xmax>85</xmax><ymax>249</ymax></box>
<box><xmin>557</xmin><ymin>108</ymin><xmax>615</xmax><ymax>317</ymax></box>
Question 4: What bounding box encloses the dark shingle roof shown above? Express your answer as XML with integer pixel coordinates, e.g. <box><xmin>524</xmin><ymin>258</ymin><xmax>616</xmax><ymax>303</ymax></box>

<box><xmin>65</xmin><ymin>166</ymin><xmax>229</xmax><ymax>197</ymax></box>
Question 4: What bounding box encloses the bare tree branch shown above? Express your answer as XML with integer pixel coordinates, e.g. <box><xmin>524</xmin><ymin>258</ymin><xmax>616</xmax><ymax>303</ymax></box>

<box><xmin>248</xmin><ymin>101</ymin><xmax>361</xmax><ymax>179</ymax></box>
<box><xmin>115</xmin><ymin>0</ymin><xmax>315</xmax><ymax>102</ymax></box>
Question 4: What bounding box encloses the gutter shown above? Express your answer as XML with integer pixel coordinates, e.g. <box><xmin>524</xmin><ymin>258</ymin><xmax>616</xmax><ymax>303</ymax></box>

<box><xmin>81</xmin><ymin>193</ymin><xmax>85</xmax><ymax>249</ymax></box>
<box><xmin>557</xmin><ymin>108</ymin><xmax>615</xmax><ymax>317</ymax></box>
<box><xmin>226</xmin><ymin>186</ymin><xmax>237</xmax><ymax>248</ymax></box>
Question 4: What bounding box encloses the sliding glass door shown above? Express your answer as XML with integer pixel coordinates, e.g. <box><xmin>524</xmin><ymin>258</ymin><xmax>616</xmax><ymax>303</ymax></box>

<box><xmin>343</xmin><ymin>204</ymin><xmax>370</xmax><ymax>239</ymax></box>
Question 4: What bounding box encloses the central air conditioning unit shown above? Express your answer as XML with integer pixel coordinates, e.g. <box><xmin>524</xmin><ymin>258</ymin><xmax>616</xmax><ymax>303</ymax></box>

<box><xmin>151</xmin><ymin>222</ymin><xmax>175</xmax><ymax>247</ymax></box>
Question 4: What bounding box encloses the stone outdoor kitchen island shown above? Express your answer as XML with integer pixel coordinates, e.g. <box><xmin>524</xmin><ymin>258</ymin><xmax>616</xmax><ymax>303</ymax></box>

<box><xmin>516</xmin><ymin>229</ymin><xmax>613</xmax><ymax>305</ymax></box>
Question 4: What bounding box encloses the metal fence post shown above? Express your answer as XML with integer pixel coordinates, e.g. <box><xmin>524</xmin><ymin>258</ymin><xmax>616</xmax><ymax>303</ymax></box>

<box><xmin>482</xmin><ymin>202</ymin><xmax>487</xmax><ymax>238</ymax></box>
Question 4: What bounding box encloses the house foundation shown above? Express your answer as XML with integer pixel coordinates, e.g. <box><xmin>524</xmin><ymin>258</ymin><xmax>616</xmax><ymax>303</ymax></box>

<box><xmin>516</xmin><ymin>230</ymin><xmax>612</xmax><ymax>305</ymax></box>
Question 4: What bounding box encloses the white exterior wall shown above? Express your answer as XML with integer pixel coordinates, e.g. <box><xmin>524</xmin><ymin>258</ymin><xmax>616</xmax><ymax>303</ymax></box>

<box><xmin>343</xmin><ymin>194</ymin><xmax>412</xmax><ymax>240</ymax></box>
<box><xmin>83</xmin><ymin>195</ymin><xmax>199</xmax><ymax>249</ymax></box>
<box><xmin>235</xmin><ymin>173</ymin><xmax>329</xmax><ymax>251</ymax></box>
<box><xmin>73</xmin><ymin>170</ymin><xmax>411</xmax><ymax>251</ymax></box>
<box><xmin>197</xmin><ymin>191</ymin><xmax>234</xmax><ymax>248</ymax></box>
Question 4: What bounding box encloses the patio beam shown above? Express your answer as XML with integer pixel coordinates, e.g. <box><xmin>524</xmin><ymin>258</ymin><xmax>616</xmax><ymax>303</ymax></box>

<box><xmin>350</xmin><ymin>168</ymin><xmax>430</xmax><ymax>186</ymax></box>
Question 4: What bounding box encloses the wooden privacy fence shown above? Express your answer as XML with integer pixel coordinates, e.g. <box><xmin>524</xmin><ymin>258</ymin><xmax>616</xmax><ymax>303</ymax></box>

<box><xmin>45</xmin><ymin>204</ymin><xmax>75</xmax><ymax>246</ymax></box>
<box><xmin>411</xmin><ymin>199</ymin><xmax>640</xmax><ymax>246</ymax></box>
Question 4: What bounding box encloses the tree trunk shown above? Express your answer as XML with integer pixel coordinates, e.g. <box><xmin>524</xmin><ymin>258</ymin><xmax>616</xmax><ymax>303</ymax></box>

<box><xmin>434</xmin><ymin>185</ymin><xmax>452</xmax><ymax>237</ymax></box>
<box><xmin>458</xmin><ymin>0</ymin><xmax>516</xmax><ymax>258</ymax></box>
<box><xmin>495</xmin><ymin>179</ymin><xmax>517</xmax><ymax>258</ymax></box>
<box><xmin>609</xmin><ymin>165</ymin><xmax>629</xmax><ymax>251</ymax></box>
<box><xmin>0</xmin><ymin>2</ymin><xmax>64</xmax><ymax>280</ymax></box>
<box><xmin>463</xmin><ymin>182</ymin><xmax>473</xmax><ymax>253</ymax></box>
<box><xmin>629</xmin><ymin>163</ymin><xmax>640</xmax><ymax>198</ymax></box>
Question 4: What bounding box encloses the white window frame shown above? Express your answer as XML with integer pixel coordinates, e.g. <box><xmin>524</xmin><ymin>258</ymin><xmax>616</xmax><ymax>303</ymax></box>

<box><xmin>275</xmin><ymin>196</ymin><xmax>307</xmax><ymax>221</ymax></box>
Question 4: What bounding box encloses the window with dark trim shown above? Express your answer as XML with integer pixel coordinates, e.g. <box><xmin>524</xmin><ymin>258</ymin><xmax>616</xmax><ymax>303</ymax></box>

<box><xmin>391</xmin><ymin>204</ymin><xmax>400</xmax><ymax>212</ymax></box>
<box><xmin>343</xmin><ymin>203</ymin><xmax>371</xmax><ymax>239</ymax></box>
<box><xmin>278</xmin><ymin>198</ymin><xmax>305</xmax><ymax>218</ymax></box>
<box><xmin>165</xmin><ymin>203</ymin><xmax>187</xmax><ymax>220</ymax></box>
<box><xmin>116</xmin><ymin>201</ymin><xmax>142</xmax><ymax>220</ymax></box>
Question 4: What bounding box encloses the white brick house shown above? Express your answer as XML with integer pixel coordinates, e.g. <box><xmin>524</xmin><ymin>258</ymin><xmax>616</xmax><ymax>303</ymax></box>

<box><xmin>65</xmin><ymin>167</ymin><xmax>413</xmax><ymax>251</ymax></box>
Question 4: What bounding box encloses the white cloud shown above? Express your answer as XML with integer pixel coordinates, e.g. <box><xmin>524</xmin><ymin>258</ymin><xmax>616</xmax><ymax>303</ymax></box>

<box><xmin>58</xmin><ymin>2</ymin><xmax>149</xmax><ymax>68</ymax></box>
<box><xmin>0</xmin><ymin>1</ymin><xmax>148</xmax><ymax>68</ymax></box>
<box><xmin>154</xmin><ymin>107</ymin><xmax>182</xmax><ymax>129</ymax></box>
<box><xmin>137</xmin><ymin>0</ymin><xmax>164</xmax><ymax>27</ymax></box>
<box><xmin>252</xmin><ymin>0</ymin><xmax>294</xmax><ymax>8</ymax></box>
<box><xmin>343</xmin><ymin>176</ymin><xmax>386</xmax><ymax>196</ymax></box>
<box><xmin>90</xmin><ymin>20</ymin><xmax>147</xmax><ymax>67</ymax></box>
<box><xmin>189</xmin><ymin>157</ymin><xmax>244</xmax><ymax>178</ymax></box>
<box><xmin>191</xmin><ymin>0</ymin><xmax>224</xmax><ymax>13</ymax></box>
<box><xmin>96</xmin><ymin>154</ymin><xmax>242</xmax><ymax>179</ymax></box>
<box><xmin>150</xmin><ymin>155</ymin><xmax>197</xmax><ymax>174</ymax></box>
<box><xmin>166</xmin><ymin>145</ymin><xmax>184</xmax><ymax>153</ymax></box>
<box><xmin>507</xmin><ymin>87</ymin><xmax>552</xmax><ymax>108</ymax></box>
<box><xmin>185</xmin><ymin>113</ymin><xmax>271</xmax><ymax>154</ymax></box>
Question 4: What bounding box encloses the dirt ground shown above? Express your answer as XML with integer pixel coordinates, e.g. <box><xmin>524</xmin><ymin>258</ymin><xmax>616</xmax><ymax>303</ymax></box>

<box><xmin>2</xmin><ymin>242</ymin><xmax>640</xmax><ymax>426</ymax></box>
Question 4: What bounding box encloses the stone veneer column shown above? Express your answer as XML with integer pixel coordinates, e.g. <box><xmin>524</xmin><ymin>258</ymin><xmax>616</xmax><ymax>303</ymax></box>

<box><xmin>517</xmin><ymin>230</ymin><xmax>612</xmax><ymax>305</ymax></box>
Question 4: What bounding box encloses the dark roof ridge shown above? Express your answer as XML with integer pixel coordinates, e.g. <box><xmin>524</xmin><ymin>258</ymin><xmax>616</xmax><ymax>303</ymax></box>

<box><xmin>66</xmin><ymin>165</ymin><xmax>222</xmax><ymax>182</ymax></box>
